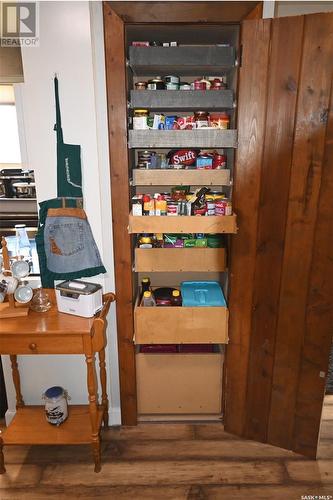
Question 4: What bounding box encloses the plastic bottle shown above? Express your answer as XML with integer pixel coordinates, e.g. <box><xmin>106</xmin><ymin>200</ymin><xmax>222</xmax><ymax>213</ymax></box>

<box><xmin>142</xmin><ymin>290</ymin><xmax>156</xmax><ymax>307</ymax></box>
<box><xmin>171</xmin><ymin>290</ymin><xmax>182</xmax><ymax>306</ymax></box>
<box><xmin>14</xmin><ymin>224</ymin><xmax>31</xmax><ymax>258</ymax></box>
<box><xmin>141</xmin><ymin>277</ymin><xmax>151</xmax><ymax>298</ymax></box>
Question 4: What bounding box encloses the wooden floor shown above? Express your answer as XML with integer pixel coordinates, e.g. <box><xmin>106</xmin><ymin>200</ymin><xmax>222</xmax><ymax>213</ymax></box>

<box><xmin>0</xmin><ymin>396</ymin><xmax>332</xmax><ymax>499</ymax></box>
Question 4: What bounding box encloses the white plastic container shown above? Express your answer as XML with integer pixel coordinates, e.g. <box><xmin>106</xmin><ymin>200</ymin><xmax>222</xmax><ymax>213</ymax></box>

<box><xmin>55</xmin><ymin>279</ymin><xmax>102</xmax><ymax>318</ymax></box>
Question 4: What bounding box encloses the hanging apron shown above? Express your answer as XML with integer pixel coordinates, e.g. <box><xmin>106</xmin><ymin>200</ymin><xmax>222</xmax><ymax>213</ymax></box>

<box><xmin>54</xmin><ymin>76</ymin><xmax>83</xmax><ymax>198</ymax></box>
<box><xmin>35</xmin><ymin>77</ymin><xmax>106</xmax><ymax>288</ymax></box>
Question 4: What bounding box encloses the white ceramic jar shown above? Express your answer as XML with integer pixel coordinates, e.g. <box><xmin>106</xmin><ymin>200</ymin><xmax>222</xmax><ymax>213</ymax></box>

<box><xmin>42</xmin><ymin>386</ymin><xmax>70</xmax><ymax>426</ymax></box>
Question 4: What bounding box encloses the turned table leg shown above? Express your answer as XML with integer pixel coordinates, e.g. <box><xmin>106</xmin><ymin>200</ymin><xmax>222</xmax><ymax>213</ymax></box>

<box><xmin>98</xmin><ymin>348</ymin><xmax>109</xmax><ymax>428</ymax></box>
<box><xmin>85</xmin><ymin>353</ymin><xmax>101</xmax><ymax>473</ymax></box>
<box><xmin>0</xmin><ymin>436</ymin><xmax>5</xmax><ymax>474</ymax></box>
<box><xmin>9</xmin><ymin>355</ymin><xmax>24</xmax><ymax>408</ymax></box>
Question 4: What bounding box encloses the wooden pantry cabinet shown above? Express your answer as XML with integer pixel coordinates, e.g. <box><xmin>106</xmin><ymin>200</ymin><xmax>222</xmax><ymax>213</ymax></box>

<box><xmin>104</xmin><ymin>2</ymin><xmax>333</xmax><ymax>459</ymax></box>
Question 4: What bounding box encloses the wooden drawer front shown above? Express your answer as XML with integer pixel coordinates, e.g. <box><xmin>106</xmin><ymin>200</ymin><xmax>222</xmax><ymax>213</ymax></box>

<box><xmin>134</xmin><ymin>305</ymin><xmax>228</xmax><ymax>344</ymax></box>
<box><xmin>0</xmin><ymin>335</ymin><xmax>84</xmax><ymax>354</ymax></box>
<box><xmin>135</xmin><ymin>248</ymin><xmax>227</xmax><ymax>272</ymax></box>
<box><xmin>136</xmin><ymin>352</ymin><xmax>223</xmax><ymax>414</ymax></box>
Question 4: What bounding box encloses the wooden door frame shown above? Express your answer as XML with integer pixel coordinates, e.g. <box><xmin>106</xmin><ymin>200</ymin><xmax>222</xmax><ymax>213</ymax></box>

<box><xmin>103</xmin><ymin>1</ymin><xmax>262</xmax><ymax>426</ymax></box>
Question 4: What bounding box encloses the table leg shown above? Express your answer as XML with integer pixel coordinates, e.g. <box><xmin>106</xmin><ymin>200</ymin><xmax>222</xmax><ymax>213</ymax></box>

<box><xmin>0</xmin><ymin>436</ymin><xmax>5</xmax><ymax>474</ymax></box>
<box><xmin>85</xmin><ymin>353</ymin><xmax>101</xmax><ymax>473</ymax></box>
<box><xmin>98</xmin><ymin>348</ymin><xmax>109</xmax><ymax>428</ymax></box>
<box><xmin>9</xmin><ymin>355</ymin><xmax>24</xmax><ymax>408</ymax></box>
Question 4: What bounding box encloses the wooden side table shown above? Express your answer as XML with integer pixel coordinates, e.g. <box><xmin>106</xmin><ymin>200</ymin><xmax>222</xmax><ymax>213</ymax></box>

<box><xmin>0</xmin><ymin>290</ymin><xmax>115</xmax><ymax>473</ymax></box>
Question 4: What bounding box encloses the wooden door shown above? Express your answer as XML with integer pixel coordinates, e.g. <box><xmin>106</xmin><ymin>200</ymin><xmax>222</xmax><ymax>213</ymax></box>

<box><xmin>225</xmin><ymin>12</ymin><xmax>333</xmax><ymax>458</ymax></box>
<box><xmin>103</xmin><ymin>5</ymin><xmax>137</xmax><ymax>425</ymax></box>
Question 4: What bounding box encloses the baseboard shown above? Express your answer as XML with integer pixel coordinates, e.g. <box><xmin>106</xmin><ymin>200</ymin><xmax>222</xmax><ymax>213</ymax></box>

<box><xmin>5</xmin><ymin>409</ymin><xmax>15</xmax><ymax>426</ymax></box>
<box><xmin>109</xmin><ymin>407</ymin><xmax>121</xmax><ymax>426</ymax></box>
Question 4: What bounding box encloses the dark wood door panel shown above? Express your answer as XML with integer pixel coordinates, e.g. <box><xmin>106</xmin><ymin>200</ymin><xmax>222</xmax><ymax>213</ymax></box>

<box><xmin>245</xmin><ymin>15</ymin><xmax>304</xmax><ymax>442</ymax></box>
<box><xmin>268</xmin><ymin>12</ymin><xmax>333</xmax><ymax>451</ymax></box>
<box><xmin>225</xmin><ymin>18</ymin><xmax>271</xmax><ymax>437</ymax></box>
<box><xmin>103</xmin><ymin>3</ymin><xmax>137</xmax><ymax>425</ymax></box>
<box><xmin>227</xmin><ymin>12</ymin><xmax>333</xmax><ymax>458</ymax></box>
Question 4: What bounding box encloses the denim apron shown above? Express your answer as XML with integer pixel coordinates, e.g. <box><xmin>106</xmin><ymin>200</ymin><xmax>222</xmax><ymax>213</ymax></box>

<box><xmin>36</xmin><ymin>77</ymin><xmax>106</xmax><ymax>287</ymax></box>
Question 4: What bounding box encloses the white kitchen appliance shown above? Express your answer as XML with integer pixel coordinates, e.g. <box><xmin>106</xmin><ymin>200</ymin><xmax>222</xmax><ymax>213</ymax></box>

<box><xmin>55</xmin><ymin>280</ymin><xmax>102</xmax><ymax>318</ymax></box>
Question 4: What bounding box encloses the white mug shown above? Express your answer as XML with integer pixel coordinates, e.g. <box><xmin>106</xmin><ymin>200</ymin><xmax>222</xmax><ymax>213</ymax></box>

<box><xmin>0</xmin><ymin>272</ymin><xmax>18</xmax><ymax>294</ymax></box>
<box><xmin>14</xmin><ymin>284</ymin><xmax>33</xmax><ymax>304</ymax></box>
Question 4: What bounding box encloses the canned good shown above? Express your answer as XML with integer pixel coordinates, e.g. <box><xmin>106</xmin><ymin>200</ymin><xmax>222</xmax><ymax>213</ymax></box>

<box><xmin>180</xmin><ymin>83</ymin><xmax>191</xmax><ymax>90</ymax></box>
<box><xmin>166</xmin><ymin>82</ymin><xmax>179</xmax><ymax>90</ymax></box>
<box><xmin>213</xmin><ymin>154</ymin><xmax>227</xmax><ymax>169</ymax></box>
<box><xmin>193</xmin><ymin>79</ymin><xmax>206</xmax><ymax>90</ymax></box>
<box><xmin>167</xmin><ymin>202</ymin><xmax>178</xmax><ymax>216</ymax></box>
<box><xmin>211</xmin><ymin>191</ymin><xmax>224</xmax><ymax>201</ymax></box>
<box><xmin>215</xmin><ymin>200</ymin><xmax>226</xmax><ymax>216</ymax></box>
<box><xmin>215</xmin><ymin>199</ymin><xmax>232</xmax><ymax>216</ymax></box>
<box><xmin>147</xmin><ymin>78</ymin><xmax>165</xmax><ymax>90</ymax></box>
<box><xmin>194</xmin><ymin>205</ymin><xmax>207</xmax><ymax>216</ymax></box>
<box><xmin>164</xmin><ymin>75</ymin><xmax>180</xmax><ymax>84</ymax></box>
<box><xmin>206</xmin><ymin>200</ymin><xmax>216</xmax><ymax>216</ymax></box>
<box><xmin>135</xmin><ymin>81</ymin><xmax>147</xmax><ymax>90</ymax></box>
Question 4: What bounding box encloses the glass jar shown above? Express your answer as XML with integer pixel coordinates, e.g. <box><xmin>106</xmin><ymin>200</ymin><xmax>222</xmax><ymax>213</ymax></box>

<box><xmin>133</xmin><ymin>109</ymin><xmax>149</xmax><ymax>130</ymax></box>
<box><xmin>194</xmin><ymin>111</ymin><xmax>209</xmax><ymax>129</ymax></box>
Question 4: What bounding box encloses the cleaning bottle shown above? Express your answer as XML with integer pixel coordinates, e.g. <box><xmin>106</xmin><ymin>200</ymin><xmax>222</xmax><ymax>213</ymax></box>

<box><xmin>142</xmin><ymin>291</ymin><xmax>156</xmax><ymax>307</ymax></box>
<box><xmin>171</xmin><ymin>290</ymin><xmax>182</xmax><ymax>306</ymax></box>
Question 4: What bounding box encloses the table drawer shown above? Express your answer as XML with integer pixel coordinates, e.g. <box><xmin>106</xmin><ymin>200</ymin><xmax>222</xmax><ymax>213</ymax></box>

<box><xmin>0</xmin><ymin>335</ymin><xmax>84</xmax><ymax>354</ymax></box>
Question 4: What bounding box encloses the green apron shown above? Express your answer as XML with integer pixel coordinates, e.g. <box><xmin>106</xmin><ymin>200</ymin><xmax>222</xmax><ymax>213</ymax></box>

<box><xmin>36</xmin><ymin>77</ymin><xmax>106</xmax><ymax>287</ymax></box>
<box><xmin>54</xmin><ymin>76</ymin><xmax>83</xmax><ymax>198</ymax></box>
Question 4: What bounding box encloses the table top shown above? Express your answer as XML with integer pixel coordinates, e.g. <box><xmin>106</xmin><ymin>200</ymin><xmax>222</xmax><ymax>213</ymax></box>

<box><xmin>0</xmin><ymin>289</ymin><xmax>94</xmax><ymax>336</ymax></box>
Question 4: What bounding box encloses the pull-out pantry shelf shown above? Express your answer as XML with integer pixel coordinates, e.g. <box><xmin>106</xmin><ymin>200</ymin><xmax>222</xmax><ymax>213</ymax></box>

<box><xmin>132</xmin><ymin>168</ymin><xmax>231</xmax><ymax>186</ymax></box>
<box><xmin>128</xmin><ymin>212</ymin><xmax>237</xmax><ymax>234</ymax></box>
<box><xmin>134</xmin><ymin>299</ymin><xmax>229</xmax><ymax>344</ymax></box>
<box><xmin>128</xmin><ymin>46</ymin><xmax>236</xmax><ymax>76</ymax></box>
<box><xmin>128</xmin><ymin>129</ymin><xmax>237</xmax><ymax>149</ymax></box>
<box><xmin>135</xmin><ymin>247</ymin><xmax>227</xmax><ymax>272</ymax></box>
<box><xmin>130</xmin><ymin>90</ymin><xmax>234</xmax><ymax>110</ymax></box>
<box><xmin>136</xmin><ymin>349</ymin><xmax>224</xmax><ymax>416</ymax></box>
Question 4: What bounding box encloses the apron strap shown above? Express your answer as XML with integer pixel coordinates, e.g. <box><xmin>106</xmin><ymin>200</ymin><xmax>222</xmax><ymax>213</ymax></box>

<box><xmin>54</xmin><ymin>76</ymin><xmax>64</xmax><ymax>144</ymax></box>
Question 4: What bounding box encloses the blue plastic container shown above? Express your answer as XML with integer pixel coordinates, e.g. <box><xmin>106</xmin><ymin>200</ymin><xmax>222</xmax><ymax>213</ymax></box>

<box><xmin>180</xmin><ymin>281</ymin><xmax>227</xmax><ymax>307</ymax></box>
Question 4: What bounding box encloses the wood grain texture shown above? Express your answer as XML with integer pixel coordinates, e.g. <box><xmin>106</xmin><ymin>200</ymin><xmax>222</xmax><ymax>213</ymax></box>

<box><xmin>292</xmin><ymin>15</ymin><xmax>333</xmax><ymax>458</ymax></box>
<box><xmin>244</xmin><ymin>16</ymin><xmax>304</xmax><ymax>442</ymax></box>
<box><xmin>136</xmin><ymin>353</ymin><xmax>223</xmax><ymax>414</ymax></box>
<box><xmin>0</xmin><ymin>404</ymin><xmax>332</xmax><ymax>498</ymax></box>
<box><xmin>103</xmin><ymin>2</ymin><xmax>137</xmax><ymax>425</ymax></box>
<box><xmin>225</xmin><ymin>18</ymin><xmax>271</xmax><ymax>436</ymax></box>
<box><xmin>134</xmin><ymin>248</ymin><xmax>227</xmax><ymax>273</ymax></box>
<box><xmin>268</xmin><ymin>12</ymin><xmax>333</xmax><ymax>450</ymax></box>
<box><xmin>129</xmin><ymin>213</ymin><xmax>237</xmax><ymax>234</ymax></box>
<box><xmin>108</xmin><ymin>1</ymin><xmax>261</xmax><ymax>23</ymax></box>
<box><xmin>132</xmin><ymin>168</ymin><xmax>231</xmax><ymax>187</ymax></box>
<box><xmin>135</xmin><ymin>304</ymin><xmax>228</xmax><ymax>344</ymax></box>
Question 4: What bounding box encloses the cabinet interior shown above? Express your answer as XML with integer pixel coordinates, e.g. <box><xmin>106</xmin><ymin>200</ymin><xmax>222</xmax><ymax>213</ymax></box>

<box><xmin>125</xmin><ymin>22</ymin><xmax>240</xmax><ymax>421</ymax></box>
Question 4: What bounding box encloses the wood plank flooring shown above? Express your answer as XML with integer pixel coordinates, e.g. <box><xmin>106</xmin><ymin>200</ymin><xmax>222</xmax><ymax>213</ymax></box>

<box><xmin>0</xmin><ymin>396</ymin><xmax>332</xmax><ymax>499</ymax></box>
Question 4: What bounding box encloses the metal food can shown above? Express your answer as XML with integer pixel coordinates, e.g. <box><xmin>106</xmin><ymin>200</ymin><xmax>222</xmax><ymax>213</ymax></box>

<box><xmin>167</xmin><ymin>202</ymin><xmax>178</xmax><ymax>216</ymax></box>
<box><xmin>166</xmin><ymin>82</ymin><xmax>179</xmax><ymax>90</ymax></box>
<box><xmin>164</xmin><ymin>75</ymin><xmax>180</xmax><ymax>84</ymax></box>
<box><xmin>213</xmin><ymin>154</ymin><xmax>227</xmax><ymax>169</ymax></box>
<box><xmin>206</xmin><ymin>200</ymin><xmax>216</xmax><ymax>216</ymax></box>
<box><xmin>135</xmin><ymin>81</ymin><xmax>147</xmax><ymax>90</ymax></box>
<box><xmin>180</xmin><ymin>83</ymin><xmax>191</xmax><ymax>90</ymax></box>
<box><xmin>193</xmin><ymin>79</ymin><xmax>206</xmax><ymax>90</ymax></box>
<box><xmin>215</xmin><ymin>200</ymin><xmax>226</xmax><ymax>216</ymax></box>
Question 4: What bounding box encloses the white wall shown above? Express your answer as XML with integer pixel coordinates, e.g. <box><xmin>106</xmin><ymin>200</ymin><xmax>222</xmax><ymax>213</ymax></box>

<box><xmin>3</xmin><ymin>1</ymin><xmax>121</xmax><ymax>425</ymax></box>
<box><xmin>276</xmin><ymin>1</ymin><xmax>333</xmax><ymax>17</ymax></box>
